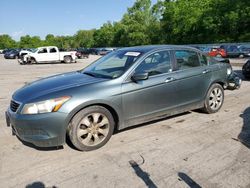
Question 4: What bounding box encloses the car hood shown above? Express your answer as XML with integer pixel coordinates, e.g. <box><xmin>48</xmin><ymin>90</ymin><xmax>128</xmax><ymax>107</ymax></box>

<box><xmin>13</xmin><ymin>71</ymin><xmax>107</xmax><ymax>102</ymax></box>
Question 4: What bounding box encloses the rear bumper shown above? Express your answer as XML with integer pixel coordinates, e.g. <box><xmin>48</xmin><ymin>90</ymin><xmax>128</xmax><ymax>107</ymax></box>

<box><xmin>226</xmin><ymin>72</ymin><xmax>242</xmax><ymax>90</ymax></box>
<box><xmin>6</xmin><ymin>109</ymin><xmax>68</xmax><ymax>147</ymax></box>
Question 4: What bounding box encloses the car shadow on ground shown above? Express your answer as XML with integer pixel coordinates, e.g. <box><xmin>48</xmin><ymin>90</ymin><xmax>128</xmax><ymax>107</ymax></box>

<box><xmin>114</xmin><ymin>112</ymin><xmax>191</xmax><ymax>135</ymax></box>
<box><xmin>238</xmin><ymin>107</ymin><xmax>250</xmax><ymax>148</ymax></box>
<box><xmin>26</xmin><ymin>181</ymin><xmax>57</xmax><ymax>188</ymax></box>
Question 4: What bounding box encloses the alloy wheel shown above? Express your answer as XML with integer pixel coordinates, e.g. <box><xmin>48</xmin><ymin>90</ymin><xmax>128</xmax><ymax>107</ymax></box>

<box><xmin>209</xmin><ymin>88</ymin><xmax>223</xmax><ymax>111</ymax></box>
<box><xmin>77</xmin><ymin>113</ymin><xmax>110</xmax><ymax>146</ymax></box>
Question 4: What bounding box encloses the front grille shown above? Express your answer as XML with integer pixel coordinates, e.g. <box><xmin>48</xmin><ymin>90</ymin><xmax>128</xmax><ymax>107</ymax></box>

<box><xmin>10</xmin><ymin>100</ymin><xmax>20</xmax><ymax>112</ymax></box>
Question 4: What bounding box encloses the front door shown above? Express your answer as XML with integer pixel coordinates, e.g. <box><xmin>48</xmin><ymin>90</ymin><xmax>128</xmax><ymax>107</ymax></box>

<box><xmin>36</xmin><ymin>47</ymin><xmax>48</xmax><ymax>62</ymax></box>
<box><xmin>122</xmin><ymin>50</ymin><xmax>178</xmax><ymax>125</ymax></box>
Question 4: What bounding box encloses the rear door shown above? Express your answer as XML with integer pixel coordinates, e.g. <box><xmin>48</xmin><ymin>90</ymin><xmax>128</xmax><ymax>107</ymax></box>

<box><xmin>173</xmin><ymin>50</ymin><xmax>212</xmax><ymax>106</ymax></box>
<box><xmin>47</xmin><ymin>47</ymin><xmax>59</xmax><ymax>61</ymax></box>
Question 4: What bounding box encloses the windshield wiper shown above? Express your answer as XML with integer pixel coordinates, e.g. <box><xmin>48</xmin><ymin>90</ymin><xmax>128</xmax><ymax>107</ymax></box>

<box><xmin>83</xmin><ymin>71</ymin><xmax>96</xmax><ymax>77</ymax></box>
<box><xmin>83</xmin><ymin>71</ymin><xmax>113</xmax><ymax>79</ymax></box>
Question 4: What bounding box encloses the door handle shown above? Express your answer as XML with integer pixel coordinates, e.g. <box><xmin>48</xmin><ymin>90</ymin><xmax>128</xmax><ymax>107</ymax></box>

<box><xmin>165</xmin><ymin>77</ymin><xmax>175</xmax><ymax>83</ymax></box>
<box><xmin>202</xmin><ymin>69</ymin><xmax>210</xmax><ymax>74</ymax></box>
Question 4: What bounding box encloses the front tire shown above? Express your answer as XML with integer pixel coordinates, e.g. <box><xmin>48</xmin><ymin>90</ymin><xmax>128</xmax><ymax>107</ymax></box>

<box><xmin>202</xmin><ymin>83</ymin><xmax>224</xmax><ymax>114</ymax></box>
<box><xmin>30</xmin><ymin>58</ymin><xmax>36</xmax><ymax>64</ymax></box>
<box><xmin>68</xmin><ymin>106</ymin><xmax>115</xmax><ymax>151</ymax></box>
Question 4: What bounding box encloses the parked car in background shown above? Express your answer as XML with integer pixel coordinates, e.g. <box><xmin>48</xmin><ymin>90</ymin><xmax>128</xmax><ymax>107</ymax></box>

<box><xmin>220</xmin><ymin>45</ymin><xmax>241</xmax><ymax>58</ymax></box>
<box><xmin>6</xmin><ymin>45</ymin><xmax>241</xmax><ymax>151</ymax></box>
<box><xmin>209</xmin><ymin>47</ymin><xmax>227</xmax><ymax>58</ymax></box>
<box><xmin>76</xmin><ymin>48</ymin><xmax>90</xmax><ymax>59</ymax></box>
<box><xmin>201</xmin><ymin>46</ymin><xmax>227</xmax><ymax>58</ymax></box>
<box><xmin>3</xmin><ymin>49</ymin><xmax>15</xmax><ymax>54</ymax></box>
<box><xmin>242</xmin><ymin>59</ymin><xmax>250</xmax><ymax>78</ymax></box>
<box><xmin>19</xmin><ymin>46</ymin><xmax>77</xmax><ymax>64</ymax></box>
<box><xmin>98</xmin><ymin>48</ymin><xmax>114</xmax><ymax>55</ymax></box>
<box><xmin>238</xmin><ymin>45</ymin><xmax>250</xmax><ymax>57</ymax></box>
<box><xmin>4</xmin><ymin>49</ymin><xmax>20</xmax><ymax>59</ymax></box>
<box><xmin>88</xmin><ymin>48</ymin><xmax>100</xmax><ymax>55</ymax></box>
<box><xmin>0</xmin><ymin>49</ymin><xmax>4</xmax><ymax>54</ymax></box>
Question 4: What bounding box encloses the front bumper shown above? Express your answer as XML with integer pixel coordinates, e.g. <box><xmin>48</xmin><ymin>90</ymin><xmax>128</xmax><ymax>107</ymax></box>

<box><xmin>6</xmin><ymin>108</ymin><xmax>68</xmax><ymax>147</ymax></box>
<box><xmin>226</xmin><ymin>72</ymin><xmax>242</xmax><ymax>90</ymax></box>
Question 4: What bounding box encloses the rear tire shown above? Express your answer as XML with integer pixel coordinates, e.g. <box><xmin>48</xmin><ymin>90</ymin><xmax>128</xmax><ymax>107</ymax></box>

<box><xmin>64</xmin><ymin>56</ymin><xmax>72</xmax><ymax>63</ymax></box>
<box><xmin>202</xmin><ymin>83</ymin><xmax>224</xmax><ymax>114</ymax></box>
<box><xmin>68</xmin><ymin>106</ymin><xmax>115</xmax><ymax>151</ymax></box>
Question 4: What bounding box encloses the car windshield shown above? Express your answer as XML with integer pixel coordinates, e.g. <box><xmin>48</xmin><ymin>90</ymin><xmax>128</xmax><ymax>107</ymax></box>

<box><xmin>82</xmin><ymin>49</ymin><xmax>143</xmax><ymax>79</ymax></box>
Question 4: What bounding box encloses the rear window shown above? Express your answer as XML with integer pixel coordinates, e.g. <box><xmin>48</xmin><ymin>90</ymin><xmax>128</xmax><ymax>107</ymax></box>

<box><xmin>175</xmin><ymin>50</ymin><xmax>200</xmax><ymax>70</ymax></box>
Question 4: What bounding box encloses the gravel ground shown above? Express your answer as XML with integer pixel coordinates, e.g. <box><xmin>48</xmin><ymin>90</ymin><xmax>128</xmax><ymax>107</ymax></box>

<box><xmin>0</xmin><ymin>55</ymin><xmax>250</xmax><ymax>188</ymax></box>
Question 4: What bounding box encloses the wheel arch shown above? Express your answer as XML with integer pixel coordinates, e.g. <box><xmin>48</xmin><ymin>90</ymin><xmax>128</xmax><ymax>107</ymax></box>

<box><xmin>203</xmin><ymin>80</ymin><xmax>226</xmax><ymax>101</ymax></box>
<box><xmin>65</xmin><ymin>102</ymin><xmax>121</xmax><ymax>135</ymax></box>
<box><xmin>64</xmin><ymin>55</ymin><xmax>72</xmax><ymax>59</ymax></box>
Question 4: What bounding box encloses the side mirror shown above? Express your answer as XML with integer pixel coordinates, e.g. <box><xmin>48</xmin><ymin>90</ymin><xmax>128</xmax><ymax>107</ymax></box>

<box><xmin>131</xmin><ymin>72</ymin><xmax>149</xmax><ymax>82</ymax></box>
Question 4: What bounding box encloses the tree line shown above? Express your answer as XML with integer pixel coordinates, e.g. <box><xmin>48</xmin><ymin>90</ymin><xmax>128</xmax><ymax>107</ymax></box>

<box><xmin>0</xmin><ymin>0</ymin><xmax>249</xmax><ymax>49</ymax></box>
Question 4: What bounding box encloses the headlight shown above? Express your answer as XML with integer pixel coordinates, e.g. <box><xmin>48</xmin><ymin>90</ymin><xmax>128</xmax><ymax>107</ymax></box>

<box><xmin>21</xmin><ymin>96</ymin><xmax>71</xmax><ymax>114</ymax></box>
<box><xmin>227</xmin><ymin>67</ymin><xmax>232</xmax><ymax>75</ymax></box>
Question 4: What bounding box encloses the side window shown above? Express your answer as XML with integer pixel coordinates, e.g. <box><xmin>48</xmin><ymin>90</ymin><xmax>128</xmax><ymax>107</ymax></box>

<box><xmin>49</xmin><ymin>48</ymin><xmax>57</xmax><ymax>53</ymax></box>
<box><xmin>207</xmin><ymin>57</ymin><xmax>218</xmax><ymax>65</ymax></box>
<box><xmin>200</xmin><ymin>54</ymin><xmax>207</xmax><ymax>66</ymax></box>
<box><xmin>135</xmin><ymin>51</ymin><xmax>172</xmax><ymax>76</ymax></box>
<box><xmin>175</xmin><ymin>50</ymin><xmax>200</xmax><ymax>70</ymax></box>
<box><xmin>38</xmin><ymin>48</ymin><xmax>48</xmax><ymax>54</ymax></box>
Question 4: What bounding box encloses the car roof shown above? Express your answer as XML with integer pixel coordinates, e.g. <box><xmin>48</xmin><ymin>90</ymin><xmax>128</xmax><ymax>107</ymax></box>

<box><xmin>119</xmin><ymin>45</ymin><xmax>199</xmax><ymax>53</ymax></box>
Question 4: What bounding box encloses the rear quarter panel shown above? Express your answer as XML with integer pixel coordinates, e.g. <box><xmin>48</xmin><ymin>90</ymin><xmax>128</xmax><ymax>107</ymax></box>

<box><xmin>59</xmin><ymin>51</ymin><xmax>76</xmax><ymax>61</ymax></box>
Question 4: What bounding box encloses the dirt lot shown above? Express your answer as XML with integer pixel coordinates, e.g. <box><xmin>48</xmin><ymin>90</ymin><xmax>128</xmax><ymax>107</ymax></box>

<box><xmin>0</xmin><ymin>55</ymin><xmax>250</xmax><ymax>188</ymax></box>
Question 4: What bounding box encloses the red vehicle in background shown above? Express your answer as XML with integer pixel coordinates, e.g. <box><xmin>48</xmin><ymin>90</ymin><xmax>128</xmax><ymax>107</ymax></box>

<box><xmin>207</xmin><ymin>47</ymin><xmax>227</xmax><ymax>58</ymax></box>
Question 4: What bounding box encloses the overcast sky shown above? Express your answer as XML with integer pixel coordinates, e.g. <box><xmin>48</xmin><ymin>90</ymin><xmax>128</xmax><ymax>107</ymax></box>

<box><xmin>0</xmin><ymin>0</ymin><xmax>157</xmax><ymax>41</ymax></box>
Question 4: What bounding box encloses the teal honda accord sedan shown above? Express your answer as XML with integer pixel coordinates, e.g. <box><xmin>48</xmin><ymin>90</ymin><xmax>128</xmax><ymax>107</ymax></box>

<box><xmin>6</xmin><ymin>45</ymin><xmax>241</xmax><ymax>151</ymax></box>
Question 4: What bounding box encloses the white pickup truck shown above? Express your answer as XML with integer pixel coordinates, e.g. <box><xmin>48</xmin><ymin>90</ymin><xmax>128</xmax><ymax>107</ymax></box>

<box><xmin>19</xmin><ymin>46</ymin><xmax>77</xmax><ymax>64</ymax></box>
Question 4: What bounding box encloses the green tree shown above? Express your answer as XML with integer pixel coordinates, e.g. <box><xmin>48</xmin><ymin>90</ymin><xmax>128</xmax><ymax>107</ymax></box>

<box><xmin>44</xmin><ymin>34</ymin><xmax>56</xmax><ymax>46</ymax></box>
<box><xmin>73</xmin><ymin>30</ymin><xmax>95</xmax><ymax>48</ymax></box>
<box><xmin>0</xmin><ymin>34</ymin><xmax>17</xmax><ymax>49</ymax></box>
<box><xmin>118</xmin><ymin>0</ymin><xmax>155</xmax><ymax>46</ymax></box>
<box><xmin>19</xmin><ymin>35</ymin><xmax>42</xmax><ymax>48</ymax></box>
<box><xmin>93</xmin><ymin>22</ymin><xmax>115</xmax><ymax>47</ymax></box>
<box><xmin>160</xmin><ymin>0</ymin><xmax>250</xmax><ymax>44</ymax></box>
